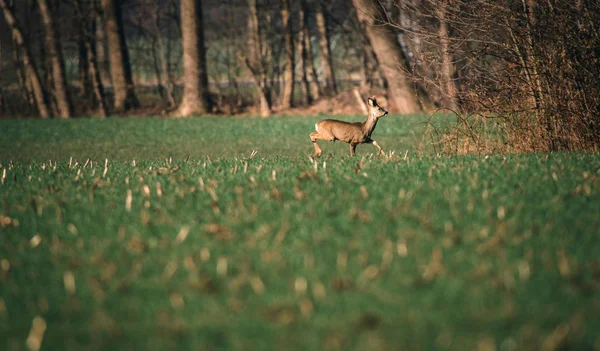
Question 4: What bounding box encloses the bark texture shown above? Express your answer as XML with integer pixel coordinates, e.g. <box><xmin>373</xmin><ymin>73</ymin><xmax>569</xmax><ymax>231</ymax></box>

<box><xmin>437</xmin><ymin>1</ymin><xmax>457</xmax><ymax>110</ymax></box>
<box><xmin>352</xmin><ymin>0</ymin><xmax>421</xmax><ymax>114</ymax></box>
<box><xmin>102</xmin><ymin>0</ymin><xmax>139</xmax><ymax>112</ymax></box>
<box><xmin>74</xmin><ymin>0</ymin><xmax>107</xmax><ymax>117</ymax></box>
<box><xmin>175</xmin><ymin>0</ymin><xmax>210</xmax><ymax>117</ymax></box>
<box><xmin>0</xmin><ymin>0</ymin><xmax>51</xmax><ymax>118</ymax></box>
<box><xmin>302</xmin><ymin>0</ymin><xmax>321</xmax><ymax>101</ymax></box>
<box><xmin>78</xmin><ymin>32</ymin><xmax>91</xmax><ymax>99</ymax></box>
<box><xmin>39</xmin><ymin>0</ymin><xmax>72</xmax><ymax>118</ymax></box>
<box><xmin>315</xmin><ymin>0</ymin><xmax>336</xmax><ymax>95</ymax></box>
<box><xmin>280</xmin><ymin>0</ymin><xmax>295</xmax><ymax>109</ymax></box>
<box><xmin>95</xmin><ymin>8</ymin><xmax>110</xmax><ymax>86</ymax></box>
<box><xmin>85</xmin><ymin>38</ymin><xmax>108</xmax><ymax>117</ymax></box>
<box><xmin>244</xmin><ymin>0</ymin><xmax>271</xmax><ymax>117</ymax></box>
<box><xmin>153</xmin><ymin>5</ymin><xmax>176</xmax><ymax>108</ymax></box>
<box><xmin>297</xmin><ymin>3</ymin><xmax>312</xmax><ymax>105</ymax></box>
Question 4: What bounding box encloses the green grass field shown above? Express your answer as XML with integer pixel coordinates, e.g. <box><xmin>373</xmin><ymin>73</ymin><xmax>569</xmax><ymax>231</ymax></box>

<box><xmin>0</xmin><ymin>115</ymin><xmax>438</xmax><ymax>161</ymax></box>
<box><xmin>1</xmin><ymin>116</ymin><xmax>599</xmax><ymax>350</ymax></box>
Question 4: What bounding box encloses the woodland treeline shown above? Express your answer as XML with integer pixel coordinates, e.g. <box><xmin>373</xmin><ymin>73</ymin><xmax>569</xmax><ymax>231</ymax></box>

<box><xmin>0</xmin><ymin>0</ymin><xmax>598</xmax><ymax>152</ymax></box>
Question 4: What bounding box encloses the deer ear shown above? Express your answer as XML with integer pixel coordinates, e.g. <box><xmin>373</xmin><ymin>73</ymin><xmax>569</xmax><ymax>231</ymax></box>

<box><xmin>368</xmin><ymin>97</ymin><xmax>376</xmax><ymax>106</ymax></box>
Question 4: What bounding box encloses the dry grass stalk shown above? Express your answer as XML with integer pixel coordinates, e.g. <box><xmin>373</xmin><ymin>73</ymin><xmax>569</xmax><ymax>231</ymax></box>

<box><xmin>125</xmin><ymin>189</ymin><xmax>132</xmax><ymax>211</ymax></box>
<box><xmin>175</xmin><ymin>225</ymin><xmax>190</xmax><ymax>244</ymax></box>
<box><xmin>26</xmin><ymin>316</ymin><xmax>47</xmax><ymax>351</ymax></box>
<box><xmin>63</xmin><ymin>271</ymin><xmax>76</xmax><ymax>295</ymax></box>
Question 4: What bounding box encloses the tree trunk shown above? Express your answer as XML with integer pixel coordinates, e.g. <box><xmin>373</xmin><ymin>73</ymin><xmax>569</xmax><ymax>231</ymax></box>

<box><xmin>522</xmin><ymin>0</ymin><xmax>545</xmax><ymax>111</ymax></box>
<box><xmin>351</xmin><ymin>8</ymin><xmax>382</xmax><ymax>92</ymax></box>
<box><xmin>12</xmin><ymin>38</ymin><xmax>34</xmax><ymax>107</ymax></box>
<box><xmin>78</xmin><ymin>33</ymin><xmax>92</xmax><ymax>100</ymax></box>
<box><xmin>86</xmin><ymin>39</ymin><xmax>107</xmax><ymax>118</ymax></box>
<box><xmin>74</xmin><ymin>0</ymin><xmax>106</xmax><ymax>117</ymax></box>
<box><xmin>76</xmin><ymin>0</ymin><xmax>107</xmax><ymax>117</ymax></box>
<box><xmin>436</xmin><ymin>0</ymin><xmax>457</xmax><ymax>111</ymax></box>
<box><xmin>315</xmin><ymin>0</ymin><xmax>336</xmax><ymax>96</ymax></box>
<box><xmin>150</xmin><ymin>38</ymin><xmax>164</xmax><ymax>98</ymax></box>
<box><xmin>75</xmin><ymin>1</ymin><xmax>92</xmax><ymax>105</ymax></box>
<box><xmin>38</xmin><ymin>0</ymin><xmax>73</xmax><ymax>118</ymax></box>
<box><xmin>244</xmin><ymin>0</ymin><xmax>271</xmax><ymax>117</ymax></box>
<box><xmin>302</xmin><ymin>1</ymin><xmax>320</xmax><ymax>101</ymax></box>
<box><xmin>280</xmin><ymin>0</ymin><xmax>295</xmax><ymax>109</ymax></box>
<box><xmin>153</xmin><ymin>6</ymin><xmax>176</xmax><ymax>108</ymax></box>
<box><xmin>166</xmin><ymin>0</ymin><xmax>178</xmax><ymax>106</ymax></box>
<box><xmin>0</xmin><ymin>0</ymin><xmax>51</xmax><ymax>118</ymax></box>
<box><xmin>225</xmin><ymin>0</ymin><xmax>242</xmax><ymax>109</ymax></box>
<box><xmin>359</xmin><ymin>47</ymin><xmax>371</xmax><ymax>91</ymax></box>
<box><xmin>95</xmin><ymin>4</ymin><xmax>110</xmax><ymax>86</ymax></box>
<box><xmin>297</xmin><ymin>2</ymin><xmax>311</xmax><ymax>105</ymax></box>
<box><xmin>352</xmin><ymin>0</ymin><xmax>421</xmax><ymax>114</ymax></box>
<box><xmin>174</xmin><ymin>0</ymin><xmax>210</xmax><ymax>117</ymax></box>
<box><xmin>102</xmin><ymin>0</ymin><xmax>139</xmax><ymax>112</ymax></box>
<box><xmin>37</xmin><ymin>31</ymin><xmax>58</xmax><ymax>115</ymax></box>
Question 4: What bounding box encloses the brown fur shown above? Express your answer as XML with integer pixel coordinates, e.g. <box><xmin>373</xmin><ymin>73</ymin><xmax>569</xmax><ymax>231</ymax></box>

<box><xmin>310</xmin><ymin>97</ymin><xmax>388</xmax><ymax>157</ymax></box>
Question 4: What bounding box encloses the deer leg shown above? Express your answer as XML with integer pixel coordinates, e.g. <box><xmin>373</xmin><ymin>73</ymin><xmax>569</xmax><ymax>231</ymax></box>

<box><xmin>310</xmin><ymin>132</ymin><xmax>324</xmax><ymax>157</ymax></box>
<box><xmin>367</xmin><ymin>139</ymin><xmax>385</xmax><ymax>156</ymax></box>
<box><xmin>349</xmin><ymin>143</ymin><xmax>357</xmax><ymax>156</ymax></box>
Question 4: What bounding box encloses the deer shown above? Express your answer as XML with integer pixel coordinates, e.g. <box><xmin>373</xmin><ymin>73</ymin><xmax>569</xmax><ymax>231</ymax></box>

<box><xmin>310</xmin><ymin>96</ymin><xmax>388</xmax><ymax>158</ymax></box>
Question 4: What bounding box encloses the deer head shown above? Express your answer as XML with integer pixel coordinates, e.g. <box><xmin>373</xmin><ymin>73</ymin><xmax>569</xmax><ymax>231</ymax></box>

<box><xmin>368</xmin><ymin>97</ymin><xmax>388</xmax><ymax>118</ymax></box>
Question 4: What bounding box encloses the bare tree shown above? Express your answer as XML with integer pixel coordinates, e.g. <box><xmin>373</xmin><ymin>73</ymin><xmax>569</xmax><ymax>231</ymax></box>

<box><xmin>352</xmin><ymin>0</ymin><xmax>421</xmax><ymax>114</ymax></box>
<box><xmin>225</xmin><ymin>0</ymin><xmax>243</xmax><ymax>110</ymax></box>
<box><xmin>94</xmin><ymin>5</ymin><xmax>110</xmax><ymax>86</ymax></box>
<box><xmin>349</xmin><ymin>7</ymin><xmax>383</xmax><ymax>92</ymax></box>
<box><xmin>301</xmin><ymin>0</ymin><xmax>321</xmax><ymax>101</ymax></box>
<box><xmin>174</xmin><ymin>0</ymin><xmax>210</xmax><ymax>117</ymax></box>
<box><xmin>131</xmin><ymin>0</ymin><xmax>176</xmax><ymax>108</ymax></box>
<box><xmin>436</xmin><ymin>0</ymin><xmax>456</xmax><ymax>110</ymax></box>
<box><xmin>79</xmin><ymin>8</ymin><xmax>90</xmax><ymax>100</ymax></box>
<box><xmin>84</xmin><ymin>39</ymin><xmax>108</xmax><ymax>118</ymax></box>
<box><xmin>152</xmin><ymin>3</ymin><xmax>176</xmax><ymax>108</ymax></box>
<box><xmin>242</xmin><ymin>0</ymin><xmax>272</xmax><ymax>117</ymax></box>
<box><xmin>38</xmin><ymin>0</ymin><xmax>73</xmax><ymax>118</ymax></box>
<box><xmin>11</xmin><ymin>36</ymin><xmax>34</xmax><ymax>108</ymax></box>
<box><xmin>101</xmin><ymin>0</ymin><xmax>139</xmax><ymax>112</ymax></box>
<box><xmin>280</xmin><ymin>0</ymin><xmax>295</xmax><ymax>109</ymax></box>
<box><xmin>76</xmin><ymin>14</ymin><xmax>92</xmax><ymax>101</ymax></box>
<box><xmin>0</xmin><ymin>0</ymin><xmax>51</xmax><ymax>118</ymax></box>
<box><xmin>391</xmin><ymin>0</ymin><xmax>600</xmax><ymax>152</ymax></box>
<box><xmin>74</xmin><ymin>0</ymin><xmax>107</xmax><ymax>117</ymax></box>
<box><xmin>315</xmin><ymin>0</ymin><xmax>337</xmax><ymax>95</ymax></box>
<box><xmin>297</xmin><ymin>2</ymin><xmax>311</xmax><ymax>105</ymax></box>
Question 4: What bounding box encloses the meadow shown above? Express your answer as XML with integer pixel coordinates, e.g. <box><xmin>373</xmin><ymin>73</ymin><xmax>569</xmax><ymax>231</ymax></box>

<box><xmin>1</xmin><ymin>115</ymin><xmax>599</xmax><ymax>350</ymax></box>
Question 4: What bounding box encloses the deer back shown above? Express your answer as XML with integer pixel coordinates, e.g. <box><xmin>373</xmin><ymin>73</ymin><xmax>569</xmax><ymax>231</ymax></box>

<box><xmin>316</xmin><ymin>119</ymin><xmax>367</xmax><ymax>144</ymax></box>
